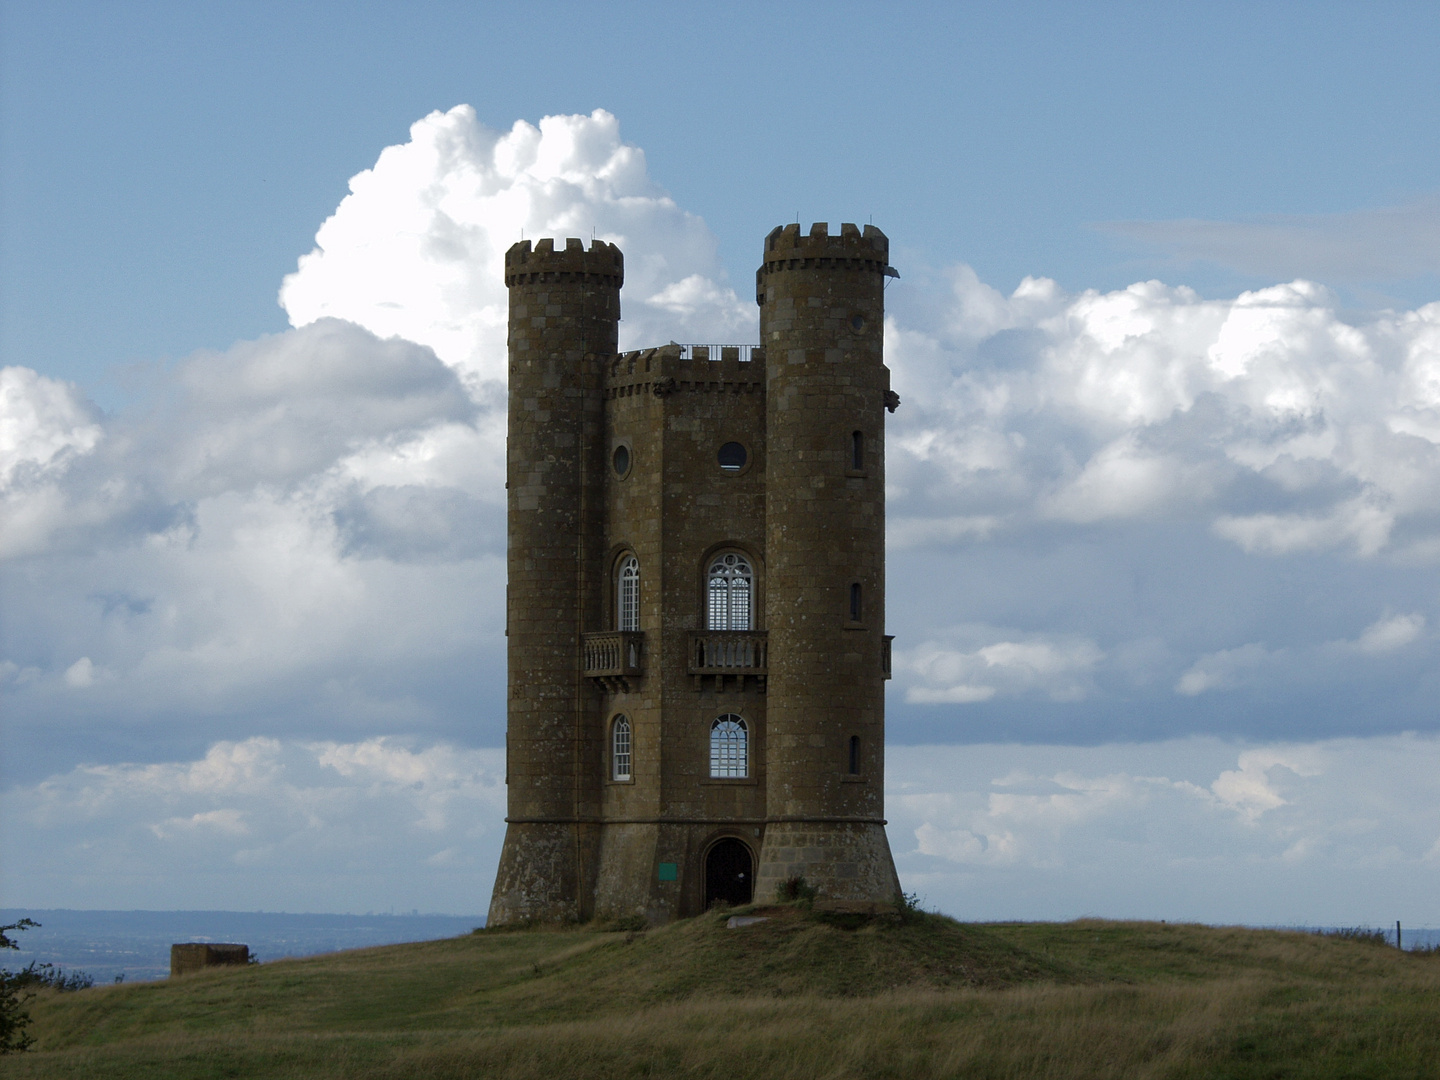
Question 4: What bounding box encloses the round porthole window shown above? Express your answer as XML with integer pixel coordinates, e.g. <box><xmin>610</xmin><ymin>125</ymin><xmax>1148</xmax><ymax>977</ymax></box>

<box><xmin>612</xmin><ymin>444</ymin><xmax>631</xmax><ymax>478</ymax></box>
<box><xmin>717</xmin><ymin>442</ymin><xmax>748</xmax><ymax>472</ymax></box>
<box><xmin>851</xmin><ymin>314</ymin><xmax>865</xmax><ymax>331</ymax></box>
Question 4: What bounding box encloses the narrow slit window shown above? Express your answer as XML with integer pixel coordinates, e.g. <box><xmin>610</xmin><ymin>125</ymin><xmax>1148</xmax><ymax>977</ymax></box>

<box><xmin>851</xmin><ymin>430</ymin><xmax>864</xmax><ymax>471</ymax></box>
<box><xmin>617</xmin><ymin>555</ymin><xmax>640</xmax><ymax>631</ymax></box>
<box><xmin>707</xmin><ymin>552</ymin><xmax>754</xmax><ymax>630</ymax></box>
<box><xmin>848</xmin><ymin>735</ymin><xmax>861</xmax><ymax>775</ymax></box>
<box><xmin>850</xmin><ymin>582</ymin><xmax>862</xmax><ymax>622</ymax></box>
<box><xmin>612</xmin><ymin>716</ymin><xmax>632</xmax><ymax>781</ymax></box>
<box><xmin>710</xmin><ymin>715</ymin><xmax>748</xmax><ymax>778</ymax></box>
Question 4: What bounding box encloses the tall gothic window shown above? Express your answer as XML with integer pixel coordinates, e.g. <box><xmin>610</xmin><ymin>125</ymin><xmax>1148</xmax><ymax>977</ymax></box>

<box><xmin>710</xmin><ymin>715</ymin><xmax>748</xmax><ymax>778</ymax></box>
<box><xmin>611</xmin><ymin>715</ymin><xmax>632</xmax><ymax>781</ymax></box>
<box><xmin>707</xmin><ymin>553</ymin><xmax>753</xmax><ymax>630</ymax></box>
<box><xmin>617</xmin><ymin>555</ymin><xmax>640</xmax><ymax>631</ymax></box>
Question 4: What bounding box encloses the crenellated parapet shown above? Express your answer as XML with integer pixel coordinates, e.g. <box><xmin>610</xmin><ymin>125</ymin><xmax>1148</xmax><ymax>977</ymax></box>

<box><xmin>505</xmin><ymin>237</ymin><xmax>624</xmax><ymax>288</ymax></box>
<box><xmin>755</xmin><ymin>223</ymin><xmax>892</xmax><ymax>302</ymax></box>
<box><xmin>604</xmin><ymin>344</ymin><xmax>766</xmax><ymax>401</ymax></box>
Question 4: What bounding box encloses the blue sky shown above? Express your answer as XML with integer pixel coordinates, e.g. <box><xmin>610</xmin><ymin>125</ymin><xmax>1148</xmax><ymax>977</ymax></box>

<box><xmin>5</xmin><ymin>1</ymin><xmax>1440</xmax><ymax>922</ymax></box>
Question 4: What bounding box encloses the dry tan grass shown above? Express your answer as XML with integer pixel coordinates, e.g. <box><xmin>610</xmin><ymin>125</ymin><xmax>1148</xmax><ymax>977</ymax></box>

<box><xmin>9</xmin><ymin>915</ymin><xmax>1440</xmax><ymax>1079</ymax></box>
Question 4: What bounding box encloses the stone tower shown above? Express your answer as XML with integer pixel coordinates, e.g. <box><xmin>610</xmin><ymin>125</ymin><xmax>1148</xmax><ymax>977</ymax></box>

<box><xmin>488</xmin><ymin>225</ymin><xmax>901</xmax><ymax>926</ymax></box>
<box><xmin>752</xmin><ymin>223</ymin><xmax>900</xmax><ymax>907</ymax></box>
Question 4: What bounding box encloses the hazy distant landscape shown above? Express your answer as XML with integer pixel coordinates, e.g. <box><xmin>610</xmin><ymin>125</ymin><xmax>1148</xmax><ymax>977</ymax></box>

<box><xmin>0</xmin><ymin>910</ymin><xmax>483</xmax><ymax>984</ymax></box>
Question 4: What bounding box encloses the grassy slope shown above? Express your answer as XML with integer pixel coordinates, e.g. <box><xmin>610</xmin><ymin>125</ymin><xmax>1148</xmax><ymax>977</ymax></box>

<box><xmin>8</xmin><ymin>909</ymin><xmax>1440</xmax><ymax>1079</ymax></box>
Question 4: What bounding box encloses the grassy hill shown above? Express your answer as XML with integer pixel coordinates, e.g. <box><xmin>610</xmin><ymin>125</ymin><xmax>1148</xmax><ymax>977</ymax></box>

<box><xmin>8</xmin><ymin>905</ymin><xmax>1440</xmax><ymax>1079</ymax></box>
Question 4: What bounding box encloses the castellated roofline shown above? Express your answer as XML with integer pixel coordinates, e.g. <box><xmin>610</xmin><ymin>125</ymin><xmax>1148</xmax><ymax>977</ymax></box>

<box><xmin>762</xmin><ymin>221</ymin><xmax>888</xmax><ymax>262</ymax></box>
<box><xmin>756</xmin><ymin>222</ymin><xmax>894</xmax><ymax>303</ymax></box>
<box><xmin>504</xmin><ymin>237</ymin><xmax>624</xmax><ymax>288</ymax></box>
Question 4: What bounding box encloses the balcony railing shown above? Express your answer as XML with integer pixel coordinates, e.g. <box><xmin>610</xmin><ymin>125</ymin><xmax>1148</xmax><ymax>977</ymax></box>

<box><xmin>688</xmin><ymin>630</ymin><xmax>768</xmax><ymax>691</ymax></box>
<box><xmin>582</xmin><ymin>631</ymin><xmax>644</xmax><ymax>692</ymax></box>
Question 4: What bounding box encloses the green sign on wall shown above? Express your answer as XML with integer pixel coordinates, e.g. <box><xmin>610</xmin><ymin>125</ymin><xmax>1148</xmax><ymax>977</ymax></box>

<box><xmin>657</xmin><ymin>862</ymin><xmax>678</xmax><ymax>882</ymax></box>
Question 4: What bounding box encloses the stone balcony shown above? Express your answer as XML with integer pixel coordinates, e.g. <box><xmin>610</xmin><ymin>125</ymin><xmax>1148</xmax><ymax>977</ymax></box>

<box><xmin>688</xmin><ymin>630</ymin><xmax>768</xmax><ymax>692</ymax></box>
<box><xmin>582</xmin><ymin>631</ymin><xmax>644</xmax><ymax>693</ymax></box>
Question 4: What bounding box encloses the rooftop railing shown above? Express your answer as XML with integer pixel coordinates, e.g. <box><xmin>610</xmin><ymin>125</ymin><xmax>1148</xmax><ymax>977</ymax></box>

<box><xmin>678</xmin><ymin>344</ymin><xmax>761</xmax><ymax>363</ymax></box>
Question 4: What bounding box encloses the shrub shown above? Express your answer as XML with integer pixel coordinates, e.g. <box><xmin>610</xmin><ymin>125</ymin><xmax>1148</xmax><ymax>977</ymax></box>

<box><xmin>0</xmin><ymin>919</ymin><xmax>39</xmax><ymax>1054</ymax></box>
<box><xmin>897</xmin><ymin>891</ymin><xmax>925</xmax><ymax>924</ymax></box>
<box><xmin>775</xmin><ymin>875</ymin><xmax>817</xmax><ymax>905</ymax></box>
<box><xmin>11</xmin><ymin>962</ymin><xmax>95</xmax><ymax>992</ymax></box>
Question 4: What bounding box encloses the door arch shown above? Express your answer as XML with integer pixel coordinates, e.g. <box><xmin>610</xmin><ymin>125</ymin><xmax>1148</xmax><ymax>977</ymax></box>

<box><xmin>704</xmin><ymin>837</ymin><xmax>754</xmax><ymax>908</ymax></box>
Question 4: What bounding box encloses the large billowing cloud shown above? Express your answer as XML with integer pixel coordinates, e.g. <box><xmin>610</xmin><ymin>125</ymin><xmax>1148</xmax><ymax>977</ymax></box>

<box><xmin>883</xmin><ymin>267</ymin><xmax>1440</xmax><ymax>739</ymax></box>
<box><xmin>278</xmin><ymin>106</ymin><xmax>754</xmax><ymax>386</ymax></box>
<box><xmin>0</xmin><ymin>320</ymin><xmax>507</xmax><ymax>782</ymax></box>
<box><xmin>0</xmin><ymin>111</ymin><xmax>755</xmax><ymax>785</ymax></box>
<box><xmin>6</xmin><ymin>107</ymin><xmax>1440</xmax><ymax>918</ymax></box>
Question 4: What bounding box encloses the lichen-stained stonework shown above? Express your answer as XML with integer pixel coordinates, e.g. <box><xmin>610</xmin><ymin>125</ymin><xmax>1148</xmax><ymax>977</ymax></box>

<box><xmin>488</xmin><ymin>225</ymin><xmax>901</xmax><ymax>926</ymax></box>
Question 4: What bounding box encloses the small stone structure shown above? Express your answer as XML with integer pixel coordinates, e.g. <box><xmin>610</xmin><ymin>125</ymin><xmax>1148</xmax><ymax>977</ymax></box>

<box><xmin>170</xmin><ymin>943</ymin><xmax>249</xmax><ymax>976</ymax></box>
<box><xmin>490</xmin><ymin>223</ymin><xmax>903</xmax><ymax>926</ymax></box>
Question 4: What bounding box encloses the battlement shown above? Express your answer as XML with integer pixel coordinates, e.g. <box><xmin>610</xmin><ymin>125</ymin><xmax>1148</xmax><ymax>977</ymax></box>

<box><xmin>504</xmin><ymin>237</ymin><xmax>624</xmax><ymax>288</ymax></box>
<box><xmin>604</xmin><ymin>342</ymin><xmax>766</xmax><ymax>400</ymax></box>
<box><xmin>756</xmin><ymin>224</ymin><xmax>893</xmax><ymax>303</ymax></box>
<box><xmin>762</xmin><ymin>222</ymin><xmax>888</xmax><ymax>263</ymax></box>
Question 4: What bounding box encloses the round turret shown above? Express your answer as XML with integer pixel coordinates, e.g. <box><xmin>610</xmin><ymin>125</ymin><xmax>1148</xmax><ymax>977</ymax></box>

<box><xmin>490</xmin><ymin>237</ymin><xmax>622</xmax><ymax>926</ymax></box>
<box><xmin>754</xmin><ymin>222</ymin><xmax>901</xmax><ymax>910</ymax></box>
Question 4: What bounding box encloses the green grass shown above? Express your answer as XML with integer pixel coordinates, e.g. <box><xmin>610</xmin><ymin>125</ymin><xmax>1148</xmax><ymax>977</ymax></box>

<box><xmin>8</xmin><ymin>908</ymin><xmax>1440</xmax><ymax>1078</ymax></box>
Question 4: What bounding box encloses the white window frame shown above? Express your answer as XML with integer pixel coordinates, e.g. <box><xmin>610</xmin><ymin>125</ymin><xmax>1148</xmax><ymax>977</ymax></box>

<box><xmin>611</xmin><ymin>715</ymin><xmax>632</xmax><ymax>781</ymax></box>
<box><xmin>706</xmin><ymin>552</ymin><xmax>753</xmax><ymax>631</ymax></box>
<box><xmin>617</xmin><ymin>555</ymin><xmax>640</xmax><ymax>631</ymax></box>
<box><xmin>710</xmin><ymin>714</ymin><xmax>748</xmax><ymax>778</ymax></box>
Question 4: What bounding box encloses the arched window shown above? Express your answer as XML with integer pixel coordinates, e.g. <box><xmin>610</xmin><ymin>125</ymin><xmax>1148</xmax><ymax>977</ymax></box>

<box><xmin>850</xmin><ymin>582</ymin><xmax>863</xmax><ymax>622</ymax></box>
<box><xmin>710</xmin><ymin>715</ymin><xmax>748</xmax><ymax>778</ymax></box>
<box><xmin>611</xmin><ymin>715</ymin><xmax>632</xmax><ymax>781</ymax></box>
<box><xmin>707</xmin><ymin>552</ymin><xmax>753</xmax><ymax>630</ymax></box>
<box><xmin>617</xmin><ymin>555</ymin><xmax>640</xmax><ymax>631</ymax></box>
<box><xmin>848</xmin><ymin>735</ymin><xmax>861</xmax><ymax>775</ymax></box>
<box><xmin>851</xmin><ymin>430</ymin><xmax>864</xmax><ymax>471</ymax></box>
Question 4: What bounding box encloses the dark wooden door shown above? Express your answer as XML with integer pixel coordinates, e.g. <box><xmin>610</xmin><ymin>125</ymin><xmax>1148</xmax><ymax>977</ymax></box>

<box><xmin>705</xmin><ymin>838</ymin><xmax>753</xmax><ymax>907</ymax></box>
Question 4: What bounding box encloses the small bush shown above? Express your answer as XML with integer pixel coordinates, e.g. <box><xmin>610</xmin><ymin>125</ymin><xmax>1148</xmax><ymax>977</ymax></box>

<box><xmin>775</xmin><ymin>875</ymin><xmax>818</xmax><ymax>906</ymax></box>
<box><xmin>897</xmin><ymin>891</ymin><xmax>925</xmax><ymax>924</ymax></box>
<box><xmin>11</xmin><ymin>962</ymin><xmax>94</xmax><ymax>992</ymax></box>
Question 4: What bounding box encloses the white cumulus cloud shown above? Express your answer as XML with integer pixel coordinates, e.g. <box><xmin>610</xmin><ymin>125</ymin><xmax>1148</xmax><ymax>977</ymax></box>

<box><xmin>900</xmin><ymin>629</ymin><xmax>1104</xmax><ymax>705</ymax></box>
<box><xmin>279</xmin><ymin>106</ymin><xmax>753</xmax><ymax>387</ymax></box>
<box><xmin>4</xmin><ymin>738</ymin><xmax>505</xmax><ymax>912</ymax></box>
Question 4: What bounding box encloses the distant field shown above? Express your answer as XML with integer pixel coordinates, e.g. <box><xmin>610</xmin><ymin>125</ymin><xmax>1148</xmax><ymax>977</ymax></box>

<box><xmin>9</xmin><ymin>907</ymin><xmax>1440</xmax><ymax>1079</ymax></box>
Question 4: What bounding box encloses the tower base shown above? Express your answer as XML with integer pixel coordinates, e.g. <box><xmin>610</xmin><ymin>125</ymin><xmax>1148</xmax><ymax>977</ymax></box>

<box><xmin>487</xmin><ymin>822</ymin><xmax>599</xmax><ymax>926</ymax></box>
<box><xmin>753</xmin><ymin>820</ymin><xmax>901</xmax><ymax>912</ymax></box>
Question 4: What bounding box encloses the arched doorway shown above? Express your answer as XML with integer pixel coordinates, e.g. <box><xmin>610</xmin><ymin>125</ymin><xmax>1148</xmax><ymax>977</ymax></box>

<box><xmin>705</xmin><ymin>837</ymin><xmax>754</xmax><ymax>908</ymax></box>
